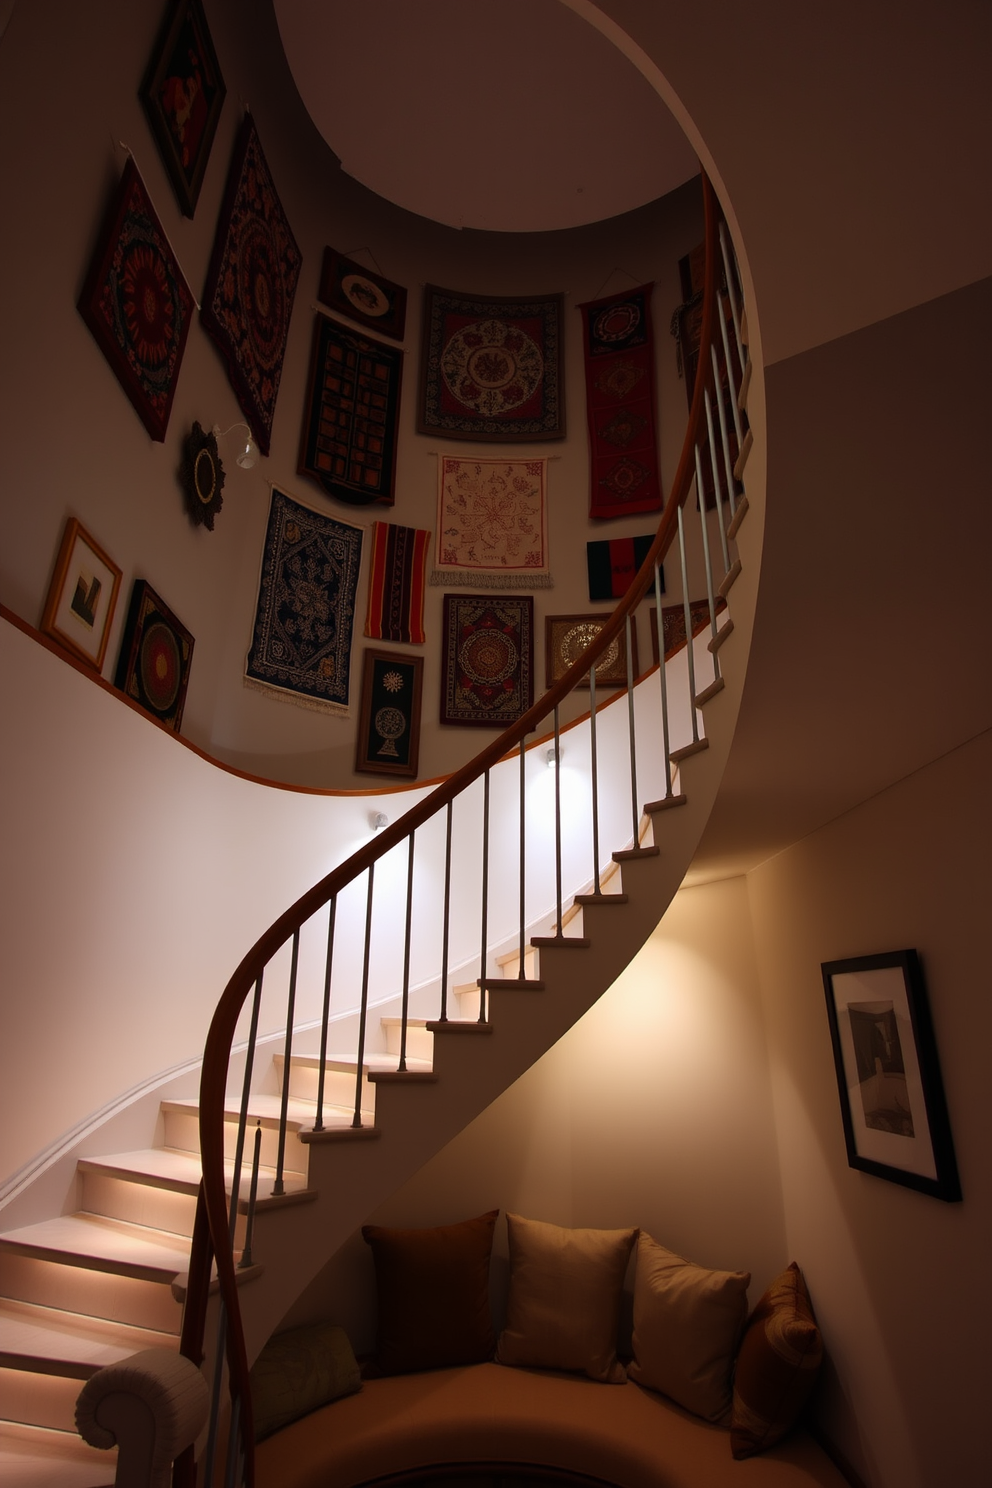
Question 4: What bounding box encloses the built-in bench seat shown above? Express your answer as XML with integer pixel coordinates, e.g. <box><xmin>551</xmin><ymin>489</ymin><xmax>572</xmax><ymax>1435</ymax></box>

<box><xmin>254</xmin><ymin>1361</ymin><xmax>851</xmax><ymax>1488</ymax></box>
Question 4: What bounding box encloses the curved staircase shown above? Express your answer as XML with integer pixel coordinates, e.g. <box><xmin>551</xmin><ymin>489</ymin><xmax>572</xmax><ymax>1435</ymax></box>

<box><xmin>0</xmin><ymin>178</ymin><xmax>762</xmax><ymax>1487</ymax></box>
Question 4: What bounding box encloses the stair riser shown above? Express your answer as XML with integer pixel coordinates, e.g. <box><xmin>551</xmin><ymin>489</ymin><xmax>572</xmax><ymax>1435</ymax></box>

<box><xmin>380</xmin><ymin>1024</ymin><xmax>434</xmax><ymax>1061</ymax></box>
<box><xmin>495</xmin><ymin>949</ymin><xmax>537</xmax><ymax>979</ymax></box>
<box><xmin>163</xmin><ymin>1108</ymin><xmax>308</xmax><ymax>1177</ymax></box>
<box><xmin>279</xmin><ymin>1059</ymin><xmax>375</xmax><ymax>1116</ymax></box>
<box><xmin>0</xmin><ymin>1253</ymin><xmax>181</xmax><ymax>1335</ymax></box>
<box><xmin>0</xmin><ymin>1365</ymin><xmax>83</xmax><ymax>1433</ymax></box>
<box><xmin>80</xmin><ymin>1174</ymin><xmax>197</xmax><ymax>1239</ymax></box>
<box><xmin>452</xmin><ymin>986</ymin><xmax>482</xmax><ymax>1020</ymax></box>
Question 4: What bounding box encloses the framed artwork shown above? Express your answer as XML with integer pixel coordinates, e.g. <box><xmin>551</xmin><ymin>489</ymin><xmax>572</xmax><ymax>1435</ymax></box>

<box><xmin>78</xmin><ymin>158</ymin><xmax>194</xmax><ymax>441</ymax></box>
<box><xmin>140</xmin><ymin>0</ymin><xmax>227</xmax><ymax>217</ymax></box>
<box><xmin>355</xmin><ymin>649</ymin><xmax>423</xmax><ymax>778</ymax></box>
<box><xmin>298</xmin><ymin>313</ymin><xmax>402</xmax><ymax>506</ymax></box>
<box><xmin>440</xmin><ymin>593</ymin><xmax>534</xmax><ymax>727</ymax></box>
<box><xmin>40</xmin><ymin>518</ymin><xmax>123</xmax><ymax>671</ymax></box>
<box><xmin>418</xmin><ymin>284</ymin><xmax>564</xmax><ymax>442</ymax></box>
<box><xmin>649</xmin><ymin>597</ymin><xmax>726</xmax><ymax>664</ymax></box>
<box><xmin>821</xmin><ymin>950</ymin><xmax>961</xmax><ymax>1202</ymax></box>
<box><xmin>545</xmin><ymin>613</ymin><xmax>637</xmax><ymax>690</ymax></box>
<box><xmin>201</xmin><ymin>114</ymin><xmax>302</xmax><ymax>456</ymax></box>
<box><xmin>319</xmin><ymin>247</ymin><xmax>407</xmax><ymax>341</ymax></box>
<box><xmin>114</xmin><ymin>579</ymin><xmax>194</xmax><ymax>732</ymax></box>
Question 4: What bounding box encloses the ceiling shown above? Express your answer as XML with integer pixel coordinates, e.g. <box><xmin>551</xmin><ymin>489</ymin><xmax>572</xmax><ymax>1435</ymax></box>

<box><xmin>274</xmin><ymin>0</ymin><xmax>698</xmax><ymax>233</ymax></box>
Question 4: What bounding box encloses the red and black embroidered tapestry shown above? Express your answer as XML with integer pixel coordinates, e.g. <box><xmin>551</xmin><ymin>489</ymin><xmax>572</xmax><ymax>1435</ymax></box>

<box><xmin>202</xmin><ymin>115</ymin><xmax>302</xmax><ymax>456</ymax></box>
<box><xmin>579</xmin><ymin>283</ymin><xmax>662</xmax><ymax>519</ymax></box>
<box><xmin>298</xmin><ymin>313</ymin><xmax>402</xmax><ymax>506</ymax></box>
<box><xmin>78</xmin><ymin>158</ymin><xmax>194</xmax><ymax>442</ymax></box>
<box><xmin>440</xmin><ymin>593</ymin><xmax>534</xmax><ymax>727</ymax></box>
<box><xmin>586</xmin><ymin>534</ymin><xmax>659</xmax><ymax>602</ymax></box>
<box><xmin>418</xmin><ymin>285</ymin><xmax>563</xmax><ymax>442</ymax></box>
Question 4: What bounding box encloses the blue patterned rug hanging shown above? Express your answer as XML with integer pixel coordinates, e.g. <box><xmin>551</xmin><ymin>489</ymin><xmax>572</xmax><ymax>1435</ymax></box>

<box><xmin>246</xmin><ymin>487</ymin><xmax>363</xmax><ymax>715</ymax></box>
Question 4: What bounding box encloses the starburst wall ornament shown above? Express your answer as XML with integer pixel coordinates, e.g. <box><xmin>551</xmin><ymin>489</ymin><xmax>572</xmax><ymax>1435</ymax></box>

<box><xmin>178</xmin><ymin>421</ymin><xmax>225</xmax><ymax>529</ymax></box>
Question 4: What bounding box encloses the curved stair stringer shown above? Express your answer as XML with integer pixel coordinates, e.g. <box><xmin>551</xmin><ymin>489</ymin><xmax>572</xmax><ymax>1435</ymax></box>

<box><xmin>227</xmin><ymin>467</ymin><xmax>765</xmax><ymax>1368</ymax></box>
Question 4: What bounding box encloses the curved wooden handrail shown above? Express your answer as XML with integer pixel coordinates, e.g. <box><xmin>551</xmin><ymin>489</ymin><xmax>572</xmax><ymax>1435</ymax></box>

<box><xmin>192</xmin><ymin>171</ymin><xmax>723</xmax><ymax>1483</ymax></box>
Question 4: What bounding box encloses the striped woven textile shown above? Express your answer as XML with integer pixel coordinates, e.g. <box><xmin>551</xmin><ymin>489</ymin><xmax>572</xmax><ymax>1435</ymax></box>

<box><xmin>364</xmin><ymin>521</ymin><xmax>430</xmax><ymax>645</ymax></box>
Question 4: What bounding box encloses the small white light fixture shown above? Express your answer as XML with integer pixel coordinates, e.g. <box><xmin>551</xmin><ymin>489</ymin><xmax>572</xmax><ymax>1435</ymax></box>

<box><xmin>212</xmin><ymin>421</ymin><xmax>259</xmax><ymax>470</ymax></box>
<box><xmin>369</xmin><ymin>811</ymin><xmax>389</xmax><ymax>832</ymax></box>
<box><xmin>546</xmin><ymin>747</ymin><xmax>563</xmax><ymax>770</ymax></box>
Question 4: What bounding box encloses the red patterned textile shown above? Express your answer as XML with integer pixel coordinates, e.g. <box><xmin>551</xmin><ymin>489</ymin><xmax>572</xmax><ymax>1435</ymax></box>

<box><xmin>579</xmin><ymin>283</ymin><xmax>662</xmax><ymax>519</ymax></box>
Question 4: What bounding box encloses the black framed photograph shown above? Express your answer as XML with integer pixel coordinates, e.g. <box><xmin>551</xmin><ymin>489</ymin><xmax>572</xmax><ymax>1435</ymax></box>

<box><xmin>140</xmin><ymin>0</ymin><xmax>227</xmax><ymax>217</ymax></box>
<box><xmin>821</xmin><ymin>949</ymin><xmax>961</xmax><ymax>1202</ymax></box>
<box><xmin>355</xmin><ymin>649</ymin><xmax>423</xmax><ymax>778</ymax></box>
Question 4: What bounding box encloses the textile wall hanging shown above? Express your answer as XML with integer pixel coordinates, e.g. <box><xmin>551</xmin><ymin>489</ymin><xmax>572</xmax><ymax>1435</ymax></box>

<box><xmin>202</xmin><ymin>115</ymin><xmax>302</xmax><ymax>456</ymax></box>
<box><xmin>418</xmin><ymin>285</ymin><xmax>563</xmax><ymax>442</ymax></box>
<box><xmin>78</xmin><ymin>158</ymin><xmax>194</xmax><ymax>441</ymax></box>
<box><xmin>433</xmin><ymin>456</ymin><xmax>551</xmax><ymax>589</ymax></box>
<box><xmin>319</xmin><ymin>247</ymin><xmax>407</xmax><ymax>341</ymax></box>
<box><xmin>140</xmin><ymin>0</ymin><xmax>226</xmax><ymax>218</ymax></box>
<box><xmin>649</xmin><ymin>597</ymin><xmax>727</xmax><ymax>665</ymax></box>
<box><xmin>355</xmin><ymin>649</ymin><xmax>423</xmax><ymax>778</ymax></box>
<box><xmin>579</xmin><ymin>283</ymin><xmax>662</xmax><ymax>518</ymax></box>
<box><xmin>246</xmin><ymin>486</ymin><xmax>363</xmax><ymax>716</ymax></box>
<box><xmin>364</xmin><ymin>521</ymin><xmax>429</xmax><ymax>646</ymax></box>
<box><xmin>586</xmin><ymin>534</ymin><xmax>658</xmax><ymax>602</ymax></box>
<box><xmin>298</xmin><ymin>313</ymin><xmax>402</xmax><ymax>507</ymax></box>
<box><xmin>114</xmin><ymin>579</ymin><xmax>194</xmax><ymax>732</ymax></box>
<box><xmin>440</xmin><ymin>594</ymin><xmax>534</xmax><ymax>728</ymax></box>
<box><xmin>545</xmin><ymin>613</ymin><xmax>638</xmax><ymax>690</ymax></box>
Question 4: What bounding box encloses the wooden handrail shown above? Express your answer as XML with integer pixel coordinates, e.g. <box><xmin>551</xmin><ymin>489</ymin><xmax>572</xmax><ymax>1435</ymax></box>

<box><xmin>190</xmin><ymin>171</ymin><xmax>723</xmax><ymax>1485</ymax></box>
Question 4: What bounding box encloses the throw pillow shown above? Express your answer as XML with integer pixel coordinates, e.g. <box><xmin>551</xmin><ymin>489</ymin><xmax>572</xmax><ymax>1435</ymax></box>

<box><xmin>249</xmin><ymin>1322</ymin><xmax>361</xmax><ymax>1441</ymax></box>
<box><xmin>362</xmin><ymin>1209</ymin><xmax>498</xmax><ymax>1374</ymax></box>
<box><xmin>731</xmin><ymin>1262</ymin><xmax>823</xmax><ymax>1458</ymax></box>
<box><xmin>628</xmin><ymin>1233</ymin><xmax>750</xmax><ymax>1422</ymax></box>
<box><xmin>495</xmin><ymin>1212</ymin><xmax>637</xmax><ymax>1383</ymax></box>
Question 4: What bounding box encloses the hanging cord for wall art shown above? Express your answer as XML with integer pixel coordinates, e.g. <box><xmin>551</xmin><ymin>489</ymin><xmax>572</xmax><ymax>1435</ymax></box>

<box><xmin>116</xmin><ymin>139</ymin><xmax>201</xmax><ymax>310</ymax></box>
<box><xmin>588</xmin><ymin>266</ymin><xmax>645</xmax><ymax>302</ymax></box>
<box><xmin>341</xmin><ymin>245</ymin><xmax>387</xmax><ymax>277</ymax></box>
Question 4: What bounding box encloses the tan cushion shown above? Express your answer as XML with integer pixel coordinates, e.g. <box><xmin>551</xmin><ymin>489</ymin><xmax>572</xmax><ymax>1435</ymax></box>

<box><xmin>731</xmin><ymin>1262</ymin><xmax>824</xmax><ymax>1458</ymax></box>
<box><xmin>627</xmin><ymin>1232</ymin><xmax>750</xmax><ymax>1423</ymax></box>
<box><xmin>495</xmin><ymin>1212</ymin><xmax>637</xmax><ymax>1383</ymax></box>
<box><xmin>362</xmin><ymin>1210</ymin><xmax>498</xmax><ymax>1375</ymax></box>
<box><xmin>249</xmin><ymin>1322</ymin><xmax>360</xmax><ymax>1440</ymax></box>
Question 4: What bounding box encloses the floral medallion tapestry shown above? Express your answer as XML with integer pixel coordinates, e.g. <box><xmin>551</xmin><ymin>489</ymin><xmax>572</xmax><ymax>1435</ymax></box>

<box><xmin>579</xmin><ymin>282</ymin><xmax>662</xmax><ymax>518</ymax></box>
<box><xmin>364</xmin><ymin>521</ymin><xmax>430</xmax><ymax>646</ymax></box>
<box><xmin>202</xmin><ymin>115</ymin><xmax>302</xmax><ymax>455</ymax></box>
<box><xmin>440</xmin><ymin>594</ymin><xmax>534</xmax><ymax>728</ymax></box>
<box><xmin>433</xmin><ymin>456</ymin><xmax>550</xmax><ymax>589</ymax></box>
<box><xmin>246</xmin><ymin>486</ymin><xmax>363</xmax><ymax>715</ymax></box>
<box><xmin>298</xmin><ymin>313</ymin><xmax>402</xmax><ymax>506</ymax></box>
<box><xmin>418</xmin><ymin>285</ymin><xmax>563</xmax><ymax>441</ymax></box>
<box><xmin>77</xmin><ymin>158</ymin><xmax>194</xmax><ymax>441</ymax></box>
<box><xmin>114</xmin><ymin>579</ymin><xmax>194</xmax><ymax>732</ymax></box>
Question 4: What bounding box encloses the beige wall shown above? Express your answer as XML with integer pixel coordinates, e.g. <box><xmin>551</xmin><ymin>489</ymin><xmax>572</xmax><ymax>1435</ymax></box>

<box><xmin>285</xmin><ymin>875</ymin><xmax>788</xmax><ymax>1352</ymax></box>
<box><xmin>748</xmin><ymin>728</ymin><xmax>992</xmax><ymax>1488</ymax></box>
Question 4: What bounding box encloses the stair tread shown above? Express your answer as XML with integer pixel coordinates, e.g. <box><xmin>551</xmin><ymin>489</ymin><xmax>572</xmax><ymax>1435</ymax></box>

<box><xmin>163</xmin><ymin>1093</ymin><xmax>364</xmax><ymax>1131</ymax></box>
<box><xmin>287</xmin><ymin>1052</ymin><xmax>432</xmax><ymax>1075</ymax></box>
<box><xmin>0</xmin><ymin>1298</ymin><xmax>176</xmax><ymax>1378</ymax></box>
<box><xmin>0</xmin><ymin>1214</ymin><xmax>190</xmax><ymax>1282</ymax></box>
<box><xmin>0</xmin><ymin>1424</ymin><xmax>114</xmax><ymax>1488</ymax></box>
<box><xmin>77</xmin><ymin>1147</ymin><xmax>307</xmax><ymax>1198</ymax></box>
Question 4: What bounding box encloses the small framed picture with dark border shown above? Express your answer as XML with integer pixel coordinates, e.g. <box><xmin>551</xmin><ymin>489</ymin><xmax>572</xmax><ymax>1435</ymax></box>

<box><xmin>114</xmin><ymin>579</ymin><xmax>194</xmax><ymax>733</ymax></box>
<box><xmin>355</xmin><ymin>649</ymin><xmax>423</xmax><ymax>778</ymax></box>
<box><xmin>319</xmin><ymin>247</ymin><xmax>407</xmax><ymax>342</ymax></box>
<box><xmin>821</xmin><ymin>949</ymin><xmax>961</xmax><ymax>1201</ymax></box>
<box><xmin>41</xmin><ymin>518</ymin><xmax>123</xmax><ymax>672</ymax></box>
<box><xmin>140</xmin><ymin>0</ymin><xmax>227</xmax><ymax>218</ymax></box>
<box><xmin>545</xmin><ymin>613</ymin><xmax>637</xmax><ymax>690</ymax></box>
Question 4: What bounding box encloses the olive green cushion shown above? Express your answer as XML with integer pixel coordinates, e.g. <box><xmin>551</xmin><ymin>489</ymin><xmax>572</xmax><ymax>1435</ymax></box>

<box><xmin>250</xmin><ymin>1322</ymin><xmax>361</xmax><ymax>1440</ymax></box>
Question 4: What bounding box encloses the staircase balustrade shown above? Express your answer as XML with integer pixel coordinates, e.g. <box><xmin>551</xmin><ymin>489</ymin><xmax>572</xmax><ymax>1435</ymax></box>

<box><xmin>183</xmin><ymin>172</ymin><xmax>750</xmax><ymax>1488</ymax></box>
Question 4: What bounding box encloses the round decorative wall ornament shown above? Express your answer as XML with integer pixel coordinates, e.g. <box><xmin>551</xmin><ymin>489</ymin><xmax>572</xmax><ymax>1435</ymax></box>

<box><xmin>179</xmin><ymin>421</ymin><xmax>226</xmax><ymax>529</ymax></box>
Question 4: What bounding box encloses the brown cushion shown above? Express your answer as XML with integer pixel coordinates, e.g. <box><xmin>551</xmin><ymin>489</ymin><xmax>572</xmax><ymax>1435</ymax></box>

<box><xmin>495</xmin><ymin>1212</ymin><xmax>637</xmax><ymax>1383</ymax></box>
<box><xmin>249</xmin><ymin>1322</ymin><xmax>361</xmax><ymax>1440</ymax></box>
<box><xmin>361</xmin><ymin>1210</ymin><xmax>498</xmax><ymax>1375</ymax></box>
<box><xmin>731</xmin><ymin>1261</ymin><xmax>824</xmax><ymax>1458</ymax></box>
<box><xmin>628</xmin><ymin>1232</ymin><xmax>750</xmax><ymax>1422</ymax></box>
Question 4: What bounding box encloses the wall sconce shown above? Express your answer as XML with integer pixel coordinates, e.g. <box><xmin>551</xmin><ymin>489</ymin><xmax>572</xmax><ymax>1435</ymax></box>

<box><xmin>546</xmin><ymin>747</ymin><xmax>563</xmax><ymax>770</ymax></box>
<box><xmin>212</xmin><ymin>421</ymin><xmax>259</xmax><ymax>470</ymax></box>
<box><xmin>369</xmin><ymin>811</ymin><xmax>389</xmax><ymax>832</ymax></box>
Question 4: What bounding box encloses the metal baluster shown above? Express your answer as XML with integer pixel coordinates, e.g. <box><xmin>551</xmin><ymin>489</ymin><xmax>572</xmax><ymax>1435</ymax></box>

<box><xmin>352</xmin><ymin>866</ymin><xmax>375</xmax><ymax>1127</ymax></box>
<box><xmin>272</xmin><ymin>930</ymin><xmax>299</xmax><ymax>1197</ymax></box>
<box><xmin>624</xmin><ymin>613</ymin><xmax>640</xmax><ymax>845</ymax></box>
<box><xmin>478</xmin><ymin>770</ymin><xmax>490</xmax><ymax>1021</ymax></box>
<box><xmin>719</xmin><ymin>221</ymin><xmax>746</xmax><ymax>377</ymax></box>
<box><xmin>398</xmin><ymin>834</ymin><xmax>415</xmax><ymax>1072</ymax></box>
<box><xmin>694</xmin><ymin>443</ymin><xmax>721</xmax><ymax>685</ymax></box>
<box><xmin>711</xmin><ymin>343</ymin><xmax>738</xmax><ymax>520</ymax></box>
<box><xmin>553</xmin><ymin>706</ymin><xmax>563</xmax><ymax>935</ymax></box>
<box><xmin>438</xmin><ymin>800</ymin><xmax>453</xmax><ymax>1022</ymax></box>
<box><xmin>228</xmin><ymin>973</ymin><xmax>262</xmax><ymax>1241</ymax></box>
<box><xmin>518</xmin><ymin>736</ymin><xmax>527</xmax><ymax>979</ymax></box>
<box><xmin>238</xmin><ymin>1123</ymin><xmax>262</xmax><ymax>1269</ymax></box>
<box><xmin>654</xmin><ymin>563</ymin><xmax>673</xmax><ymax>799</ymax></box>
<box><xmin>704</xmin><ymin>385</ymin><xmax>731</xmax><ymax>574</ymax></box>
<box><xmin>677</xmin><ymin>501</ymin><xmax>700</xmax><ymax>741</ymax></box>
<box><xmin>313</xmin><ymin>897</ymin><xmax>336</xmax><ymax>1132</ymax></box>
<box><xmin>222</xmin><ymin>1393</ymin><xmax>242</xmax><ymax>1488</ymax></box>
<box><xmin>589</xmin><ymin>663</ymin><xmax>601</xmax><ymax>893</ymax></box>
